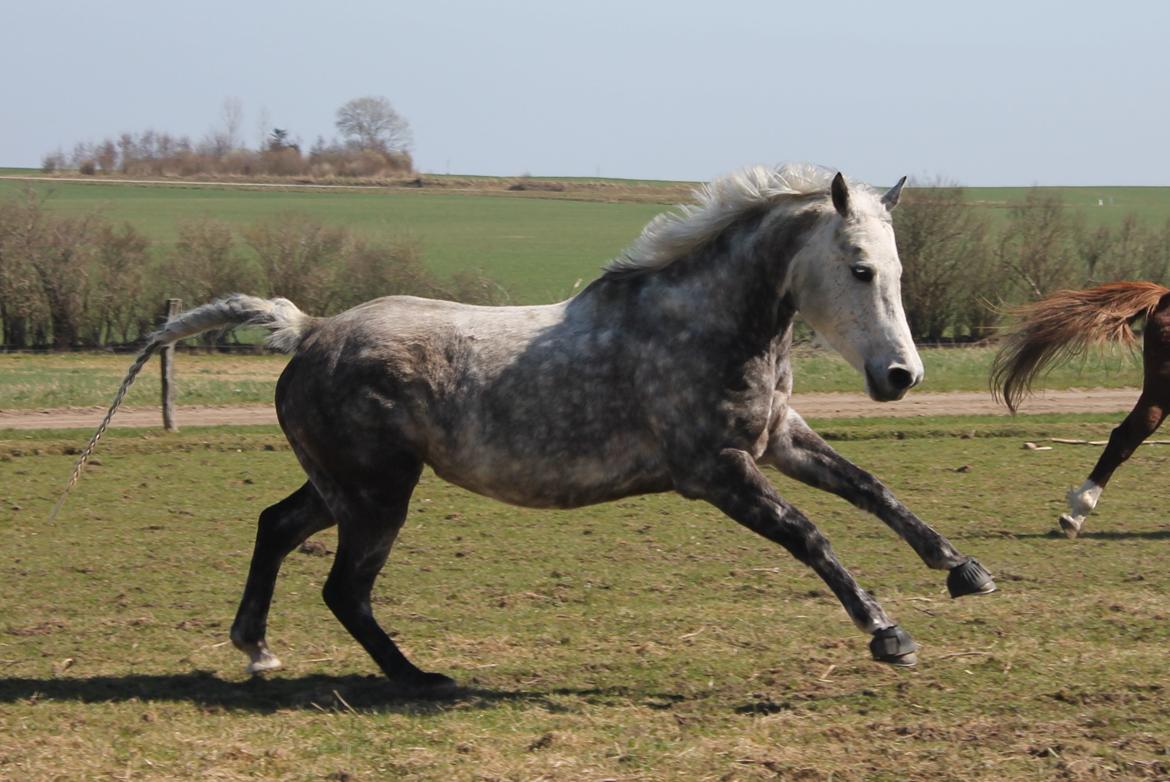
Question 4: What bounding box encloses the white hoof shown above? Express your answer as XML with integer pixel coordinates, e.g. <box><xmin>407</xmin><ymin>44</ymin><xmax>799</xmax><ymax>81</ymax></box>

<box><xmin>245</xmin><ymin>648</ymin><xmax>283</xmax><ymax>674</ymax></box>
<box><xmin>1058</xmin><ymin>514</ymin><xmax>1083</xmax><ymax>539</ymax></box>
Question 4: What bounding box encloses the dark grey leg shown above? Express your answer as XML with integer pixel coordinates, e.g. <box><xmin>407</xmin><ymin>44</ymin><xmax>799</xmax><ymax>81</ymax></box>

<box><xmin>230</xmin><ymin>482</ymin><xmax>335</xmax><ymax>673</ymax></box>
<box><xmin>767</xmin><ymin>412</ymin><xmax>993</xmax><ymax>597</ymax></box>
<box><xmin>317</xmin><ymin>460</ymin><xmax>456</xmax><ymax>692</ymax></box>
<box><xmin>675</xmin><ymin>448</ymin><xmax>917</xmax><ymax>665</ymax></box>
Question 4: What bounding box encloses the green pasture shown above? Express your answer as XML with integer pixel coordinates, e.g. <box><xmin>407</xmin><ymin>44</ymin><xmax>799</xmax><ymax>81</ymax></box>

<box><xmin>3</xmin><ymin>416</ymin><xmax>1169</xmax><ymax>780</ymax></box>
<box><xmin>0</xmin><ymin>345</ymin><xmax>1144</xmax><ymax>411</ymax></box>
<box><xmin>3</xmin><ymin>175</ymin><xmax>1170</xmax><ymax>308</ymax></box>
<box><xmin>968</xmin><ymin>185</ymin><xmax>1170</xmax><ymax>228</ymax></box>
<box><xmin>0</xmin><ymin>178</ymin><xmax>664</xmax><ymax>304</ymax></box>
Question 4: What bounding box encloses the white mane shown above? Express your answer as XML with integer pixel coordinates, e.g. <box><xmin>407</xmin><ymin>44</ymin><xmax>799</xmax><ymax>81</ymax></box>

<box><xmin>607</xmin><ymin>163</ymin><xmax>874</xmax><ymax>275</ymax></box>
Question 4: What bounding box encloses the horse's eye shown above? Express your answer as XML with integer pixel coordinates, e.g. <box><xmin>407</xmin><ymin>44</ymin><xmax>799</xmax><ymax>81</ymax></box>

<box><xmin>851</xmin><ymin>265</ymin><xmax>874</xmax><ymax>282</ymax></box>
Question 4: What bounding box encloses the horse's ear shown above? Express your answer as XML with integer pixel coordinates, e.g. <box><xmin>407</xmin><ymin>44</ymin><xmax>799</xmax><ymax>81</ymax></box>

<box><xmin>882</xmin><ymin>176</ymin><xmax>908</xmax><ymax>211</ymax></box>
<box><xmin>830</xmin><ymin>172</ymin><xmax>851</xmax><ymax>217</ymax></box>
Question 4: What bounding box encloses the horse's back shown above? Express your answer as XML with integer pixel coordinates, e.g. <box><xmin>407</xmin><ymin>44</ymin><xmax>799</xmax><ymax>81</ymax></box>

<box><xmin>275</xmin><ymin>294</ymin><xmax>671</xmax><ymax>507</ymax></box>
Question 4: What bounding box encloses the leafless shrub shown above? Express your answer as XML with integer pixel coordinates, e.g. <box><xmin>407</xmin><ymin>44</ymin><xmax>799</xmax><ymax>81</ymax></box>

<box><xmin>895</xmin><ymin>180</ymin><xmax>994</xmax><ymax>341</ymax></box>
<box><xmin>1077</xmin><ymin>214</ymin><xmax>1170</xmax><ymax>284</ymax></box>
<box><xmin>86</xmin><ymin>223</ymin><xmax>152</xmax><ymax>344</ymax></box>
<box><xmin>0</xmin><ymin>193</ymin><xmax>48</xmax><ymax>346</ymax></box>
<box><xmin>40</xmin><ymin>150</ymin><xmax>66</xmax><ymax>174</ymax></box>
<box><xmin>17</xmin><ymin>209</ymin><xmax>101</xmax><ymax>347</ymax></box>
<box><xmin>333</xmin><ymin>236</ymin><xmax>439</xmax><ymax>310</ymax></box>
<box><xmin>0</xmin><ymin>185</ymin><xmax>515</xmax><ymax>348</ymax></box>
<box><xmin>244</xmin><ymin>214</ymin><xmax>348</xmax><ymax>315</ymax></box>
<box><xmin>995</xmin><ymin>188</ymin><xmax>1078</xmax><ymax>300</ymax></box>
<box><xmin>446</xmin><ymin>270</ymin><xmax>511</xmax><ymax>305</ymax></box>
<box><xmin>167</xmin><ymin>218</ymin><xmax>258</xmax><ymax>300</ymax></box>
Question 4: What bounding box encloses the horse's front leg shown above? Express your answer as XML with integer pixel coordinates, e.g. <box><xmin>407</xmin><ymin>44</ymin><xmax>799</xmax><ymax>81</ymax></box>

<box><xmin>764</xmin><ymin>409</ymin><xmax>995</xmax><ymax>598</ymax></box>
<box><xmin>675</xmin><ymin>448</ymin><xmax>918</xmax><ymax>666</ymax></box>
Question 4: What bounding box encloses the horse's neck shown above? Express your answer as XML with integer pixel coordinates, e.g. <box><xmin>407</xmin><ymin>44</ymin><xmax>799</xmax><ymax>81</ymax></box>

<box><xmin>576</xmin><ymin>204</ymin><xmax>817</xmax><ymax>351</ymax></box>
<box><xmin>645</xmin><ymin>217</ymin><xmax>805</xmax><ymax>343</ymax></box>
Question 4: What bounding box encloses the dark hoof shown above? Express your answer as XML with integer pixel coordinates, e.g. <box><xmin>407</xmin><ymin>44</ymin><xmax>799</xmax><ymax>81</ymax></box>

<box><xmin>1058</xmin><ymin>514</ymin><xmax>1082</xmax><ymax>539</ymax></box>
<box><xmin>948</xmin><ymin>558</ymin><xmax>996</xmax><ymax>598</ymax></box>
<box><xmin>393</xmin><ymin>671</ymin><xmax>460</xmax><ymax>698</ymax></box>
<box><xmin>869</xmin><ymin>625</ymin><xmax>918</xmax><ymax>667</ymax></box>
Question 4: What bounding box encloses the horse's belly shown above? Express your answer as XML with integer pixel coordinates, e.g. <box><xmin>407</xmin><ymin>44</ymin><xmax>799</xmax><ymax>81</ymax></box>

<box><xmin>427</xmin><ymin>447</ymin><xmax>673</xmax><ymax>509</ymax></box>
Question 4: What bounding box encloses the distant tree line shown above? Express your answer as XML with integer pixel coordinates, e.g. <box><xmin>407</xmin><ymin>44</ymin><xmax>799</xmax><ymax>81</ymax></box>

<box><xmin>894</xmin><ymin>182</ymin><xmax>1170</xmax><ymax>342</ymax></box>
<box><xmin>0</xmin><ymin>191</ymin><xmax>506</xmax><ymax>349</ymax></box>
<box><xmin>42</xmin><ymin>96</ymin><xmax>414</xmax><ymax>180</ymax></box>
<box><xmin>4</xmin><ymin>180</ymin><xmax>1168</xmax><ymax>349</ymax></box>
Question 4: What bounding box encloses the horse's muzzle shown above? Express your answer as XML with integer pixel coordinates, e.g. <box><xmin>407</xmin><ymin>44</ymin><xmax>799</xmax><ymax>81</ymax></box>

<box><xmin>865</xmin><ymin>364</ymin><xmax>921</xmax><ymax>402</ymax></box>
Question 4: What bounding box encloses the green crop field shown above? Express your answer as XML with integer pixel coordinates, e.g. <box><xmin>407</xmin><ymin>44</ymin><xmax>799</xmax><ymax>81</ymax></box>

<box><xmin>3</xmin><ymin>416</ymin><xmax>1169</xmax><ymax>781</ymax></box>
<box><xmin>0</xmin><ymin>177</ymin><xmax>666</xmax><ymax>304</ymax></box>
<box><xmin>966</xmin><ymin>185</ymin><xmax>1170</xmax><ymax>229</ymax></box>
<box><xmin>4</xmin><ymin>175</ymin><xmax>1170</xmax><ymax>306</ymax></box>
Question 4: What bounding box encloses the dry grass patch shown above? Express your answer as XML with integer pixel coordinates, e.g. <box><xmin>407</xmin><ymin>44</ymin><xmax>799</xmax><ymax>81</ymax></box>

<box><xmin>2</xmin><ymin>420</ymin><xmax>1170</xmax><ymax>780</ymax></box>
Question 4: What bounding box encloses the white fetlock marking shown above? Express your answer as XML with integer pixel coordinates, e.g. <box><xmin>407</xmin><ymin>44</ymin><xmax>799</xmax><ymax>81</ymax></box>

<box><xmin>246</xmin><ymin>648</ymin><xmax>283</xmax><ymax>674</ymax></box>
<box><xmin>1066</xmin><ymin>480</ymin><xmax>1102</xmax><ymax>519</ymax></box>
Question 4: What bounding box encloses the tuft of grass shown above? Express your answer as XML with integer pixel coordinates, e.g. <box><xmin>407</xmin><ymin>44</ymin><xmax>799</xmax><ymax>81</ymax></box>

<box><xmin>3</xmin><ymin>418</ymin><xmax>1170</xmax><ymax>780</ymax></box>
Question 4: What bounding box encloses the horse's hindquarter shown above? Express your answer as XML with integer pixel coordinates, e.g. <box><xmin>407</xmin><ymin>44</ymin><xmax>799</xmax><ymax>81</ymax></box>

<box><xmin>283</xmin><ymin>296</ymin><xmax>672</xmax><ymax>509</ymax></box>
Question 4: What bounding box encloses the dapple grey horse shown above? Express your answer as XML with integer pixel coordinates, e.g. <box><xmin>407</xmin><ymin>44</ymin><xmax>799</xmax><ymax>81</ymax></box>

<box><xmin>60</xmin><ymin>164</ymin><xmax>995</xmax><ymax>693</ymax></box>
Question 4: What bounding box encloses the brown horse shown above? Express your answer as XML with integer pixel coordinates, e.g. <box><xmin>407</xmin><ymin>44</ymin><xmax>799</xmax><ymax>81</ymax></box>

<box><xmin>992</xmin><ymin>281</ymin><xmax>1170</xmax><ymax>537</ymax></box>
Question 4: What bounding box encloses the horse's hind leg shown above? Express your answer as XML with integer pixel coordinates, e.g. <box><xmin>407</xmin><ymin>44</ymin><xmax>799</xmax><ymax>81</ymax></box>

<box><xmin>765</xmin><ymin>410</ymin><xmax>995</xmax><ymax>597</ymax></box>
<box><xmin>1060</xmin><ymin>395</ymin><xmax>1167</xmax><ymax>537</ymax></box>
<box><xmin>1062</xmin><ymin>306</ymin><xmax>1170</xmax><ymax>537</ymax></box>
<box><xmin>230</xmin><ymin>482</ymin><xmax>334</xmax><ymax>673</ymax></box>
<box><xmin>316</xmin><ymin>457</ymin><xmax>455</xmax><ymax>692</ymax></box>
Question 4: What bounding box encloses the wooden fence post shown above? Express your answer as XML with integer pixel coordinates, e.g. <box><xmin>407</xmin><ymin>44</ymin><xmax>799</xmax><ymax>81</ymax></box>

<box><xmin>161</xmin><ymin>298</ymin><xmax>181</xmax><ymax>432</ymax></box>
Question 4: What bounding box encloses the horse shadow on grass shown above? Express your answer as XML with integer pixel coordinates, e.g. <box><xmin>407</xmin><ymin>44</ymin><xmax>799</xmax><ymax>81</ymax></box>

<box><xmin>0</xmin><ymin>671</ymin><xmax>691</xmax><ymax>715</ymax></box>
<box><xmin>1014</xmin><ymin>528</ymin><xmax>1170</xmax><ymax>541</ymax></box>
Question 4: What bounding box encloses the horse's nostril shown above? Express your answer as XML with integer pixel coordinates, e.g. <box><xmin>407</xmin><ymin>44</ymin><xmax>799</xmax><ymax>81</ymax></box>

<box><xmin>888</xmin><ymin>367</ymin><xmax>914</xmax><ymax>391</ymax></box>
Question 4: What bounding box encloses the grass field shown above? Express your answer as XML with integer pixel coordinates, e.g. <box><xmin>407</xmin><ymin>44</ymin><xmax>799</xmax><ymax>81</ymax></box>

<box><xmin>0</xmin><ymin>345</ymin><xmax>1143</xmax><ymax>411</ymax></box>
<box><xmin>3</xmin><ymin>176</ymin><xmax>1170</xmax><ymax>305</ymax></box>
<box><xmin>3</xmin><ymin>416</ymin><xmax>1170</xmax><ymax>780</ymax></box>
<box><xmin>0</xmin><ymin>178</ymin><xmax>665</xmax><ymax>304</ymax></box>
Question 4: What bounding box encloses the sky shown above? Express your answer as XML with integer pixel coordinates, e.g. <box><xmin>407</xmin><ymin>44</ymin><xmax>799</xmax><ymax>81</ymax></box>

<box><xmin>2</xmin><ymin>0</ymin><xmax>1168</xmax><ymax>186</ymax></box>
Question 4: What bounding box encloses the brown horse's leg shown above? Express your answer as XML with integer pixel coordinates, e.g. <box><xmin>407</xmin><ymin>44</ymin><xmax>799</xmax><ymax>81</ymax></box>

<box><xmin>230</xmin><ymin>482</ymin><xmax>335</xmax><ymax>672</ymax></box>
<box><xmin>1063</xmin><ymin>301</ymin><xmax>1170</xmax><ymax>537</ymax></box>
<box><xmin>1062</xmin><ymin>395</ymin><xmax>1168</xmax><ymax>537</ymax></box>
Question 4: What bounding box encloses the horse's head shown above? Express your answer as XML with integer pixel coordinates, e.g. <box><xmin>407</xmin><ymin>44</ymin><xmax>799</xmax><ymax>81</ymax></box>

<box><xmin>787</xmin><ymin>172</ymin><xmax>922</xmax><ymax>402</ymax></box>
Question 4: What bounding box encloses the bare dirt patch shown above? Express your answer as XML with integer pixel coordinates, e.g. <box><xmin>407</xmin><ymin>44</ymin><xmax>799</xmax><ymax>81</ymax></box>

<box><xmin>0</xmin><ymin>388</ymin><xmax>1140</xmax><ymax>430</ymax></box>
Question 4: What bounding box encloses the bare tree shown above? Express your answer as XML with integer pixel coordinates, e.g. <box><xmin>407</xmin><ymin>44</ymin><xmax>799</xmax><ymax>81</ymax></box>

<box><xmin>996</xmin><ymin>188</ymin><xmax>1077</xmax><ymax>300</ymax></box>
<box><xmin>335</xmin><ymin>95</ymin><xmax>413</xmax><ymax>153</ymax></box>
<box><xmin>255</xmin><ymin>106</ymin><xmax>272</xmax><ymax>150</ymax></box>
<box><xmin>95</xmin><ymin>140</ymin><xmax>118</xmax><ymax>173</ymax></box>
<box><xmin>221</xmin><ymin>96</ymin><xmax>244</xmax><ymax>151</ymax></box>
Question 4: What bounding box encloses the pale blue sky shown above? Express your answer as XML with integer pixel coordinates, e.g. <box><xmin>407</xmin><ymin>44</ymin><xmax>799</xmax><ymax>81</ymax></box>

<box><xmin>2</xmin><ymin>0</ymin><xmax>1167</xmax><ymax>185</ymax></box>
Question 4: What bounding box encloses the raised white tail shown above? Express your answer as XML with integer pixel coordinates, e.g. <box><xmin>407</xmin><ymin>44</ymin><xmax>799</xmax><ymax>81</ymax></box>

<box><xmin>51</xmin><ymin>294</ymin><xmax>312</xmax><ymax>519</ymax></box>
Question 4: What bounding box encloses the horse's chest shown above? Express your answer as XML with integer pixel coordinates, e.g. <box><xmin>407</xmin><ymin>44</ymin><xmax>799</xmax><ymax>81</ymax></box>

<box><xmin>718</xmin><ymin>387</ymin><xmax>781</xmax><ymax>456</ymax></box>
